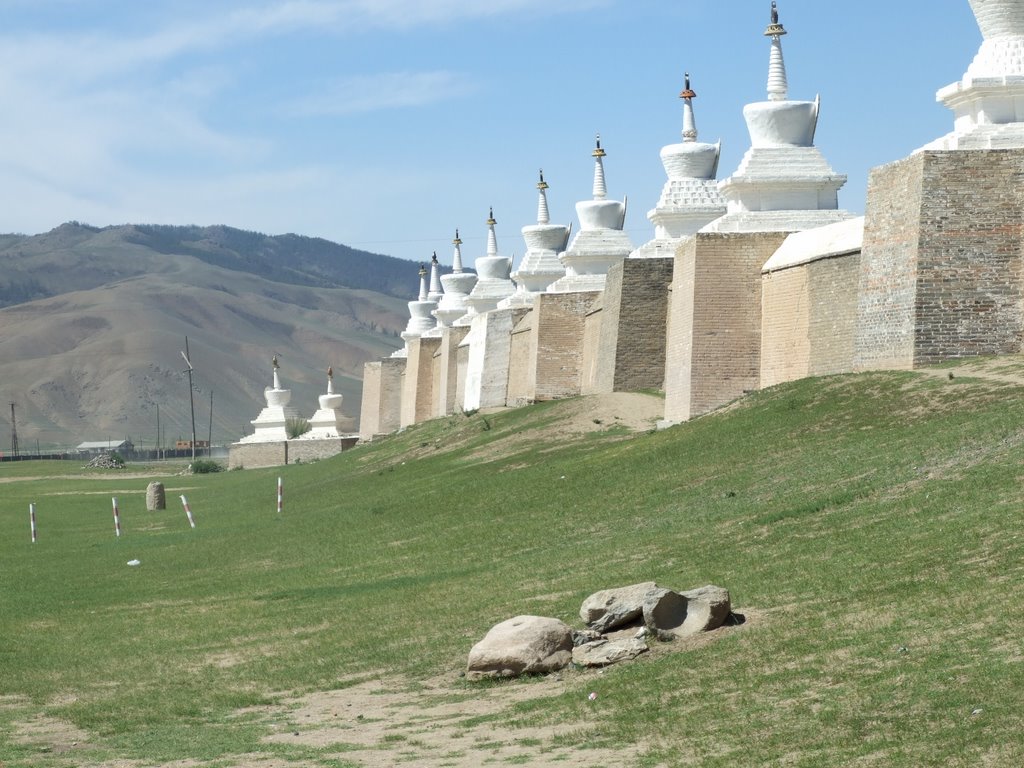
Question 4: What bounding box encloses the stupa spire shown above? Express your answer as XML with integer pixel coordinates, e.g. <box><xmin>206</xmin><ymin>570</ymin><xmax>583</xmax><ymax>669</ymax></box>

<box><xmin>452</xmin><ymin>229</ymin><xmax>464</xmax><ymax>273</ymax></box>
<box><xmin>537</xmin><ymin>169</ymin><xmax>551</xmax><ymax>224</ymax></box>
<box><xmin>486</xmin><ymin>208</ymin><xmax>498</xmax><ymax>256</ymax></box>
<box><xmin>428</xmin><ymin>251</ymin><xmax>443</xmax><ymax>301</ymax></box>
<box><xmin>417</xmin><ymin>263</ymin><xmax>428</xmax><ymax>301</ymax></box>
<box><xmin>681</xmin><ymin>72</ymin><xmax>698</xmax><ymax>142</ymax></box>
<box><xmin>592</xmin><ymin>135</ymin><xmax>608</xmax><ymax>200</ymax></box>
<box><xmin>765</xmin><ymin>1</ymin><xmax>789</xmax><ymax>102</ymax></box>
<box><xmin>326</xmin><ymin>366</ymin><xmax>335</xmax><ymax>395</ymax></box>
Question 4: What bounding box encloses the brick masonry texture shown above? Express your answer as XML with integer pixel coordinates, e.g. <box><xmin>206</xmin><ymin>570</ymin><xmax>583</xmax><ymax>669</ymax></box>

<box><xmin>762</xmin><ymin>253</ymin><xmax>861</xmax><ymax>387</ymax></box>
<box><xmin>436</xmin><ymin>327</ymin><xmax>470</xmax><ymax>417</ymax></box>
<box><xmin>857</xmin><ymin>149</ymin><xmax>1024</xmax><ymax>369</ymax></box>
<box><xmin>529</xmin><ymin>291</ymin><xmax>600</xmax><ymax>401</ymax></box>
<box><xmin>229</xmin><ymin>437</ymin><xmax>357</xmax><ymax>469</ymax></box>
<box><xmin>580</xmin><ymin>298</ymin><xmax>603</xmax><ymax>394</ymax></box>
<box><xmin>587</xmin><ymin>258</ymin><xmax>673</xmax><ymax>394</ymax></box>
<box><xmin>401</xmin><ymin>336</ymin><xmax>441</xmax><ymax>427</ymax></box>
<box><xmin>507</xmin><ymin>313</ymin><xmax>535</xmax><ymax>407</ymax></box>
<box><xmin>665</xmin><ymin>233</ymin><xmax>787</xmax><ymax>423</ymax></box>
<box><xmin>358</xmin><ymin>358</ymin><xmax>405</xmax><ymax>440</ymax></box>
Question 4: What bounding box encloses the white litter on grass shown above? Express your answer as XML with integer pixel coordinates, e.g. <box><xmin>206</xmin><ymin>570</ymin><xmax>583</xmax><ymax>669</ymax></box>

<box><xmin>588</xmin><ymin>692</ymin><xmax>597</xmax><ymax>701</ymax></box>
<box><xmin>127</xmin><ymin>560</ymin><xmax>141</xmax><ymax>567</ymax></box>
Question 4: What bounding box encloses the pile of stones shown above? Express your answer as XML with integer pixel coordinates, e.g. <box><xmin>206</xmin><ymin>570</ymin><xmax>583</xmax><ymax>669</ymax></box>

<box><xmin>466</xmin><ymin>582</ymin><xmax>734</xmax><ymax>680</ymax></box>
<box><xmin>84</xmin><ymin>453</ymin><xmax>125</xmax><ymax>469</ymax></box>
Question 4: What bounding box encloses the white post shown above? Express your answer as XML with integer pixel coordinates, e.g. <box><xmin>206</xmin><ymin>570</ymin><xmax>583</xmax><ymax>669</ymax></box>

<box><xmin>29</xmin><ymin>503</ymin><xmax>37</xmax><ymax>543</ymax></box>
<box><xmin>112</xmin><ymin>497</ymin><xmax>122</xmax><ymax>538</ymax></box>
<box><xmin>180</xmin><ymin>495</ymin><xmax>196</xmax><ymax>529</ymax></box>
<box><xmin>277</xmin><ymin>477</ymin><xmax>283</xmax><ymax>515</ymax></box>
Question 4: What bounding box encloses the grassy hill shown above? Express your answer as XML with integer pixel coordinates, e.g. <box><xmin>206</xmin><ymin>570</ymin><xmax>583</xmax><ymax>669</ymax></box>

<box><xmin>0</xmin><ymin>223</ymin><xmax>422</xmax><ymax>448</ymax></box>
<box><xmin>1</xmin><ymin>361</ymin><xmax>1023</xmax><ymax>767</ymax></box>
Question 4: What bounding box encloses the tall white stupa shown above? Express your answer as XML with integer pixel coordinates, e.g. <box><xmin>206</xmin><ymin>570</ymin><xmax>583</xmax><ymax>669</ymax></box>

<box><xmin>548</xmin><ymin>136</ymin><xmax>634</xmax><ymax>293</ymax></box>
<box><xmin>703</xmin><ymin>2</ymin><xmax>851</xmax><ymax>233</ymax></box>
<box><xmin>632</xmin><ymin>74</ymin><xmax>728</xmax><ymax>258</ymax></box>
<box><xmin>925</xmin><ymin>0</ymin><xmax>1024</xmax><ymax>149</ymax></box>
<box><xmin>455</xmin><ymin>209</ymin><xmax>515</xmax><ymax>323</ymax></box>
<box><xmin>393</xmin><ymin>263</ymin><xmax>438</xmax><ymax>357</ymax></box>
<box><xmin>500</xmin><ymin>170</ymin><xmax>571</xmax><ymax>307</ymax></box>
<box><xmin>432</xmin><ymin>230</ymin><xmax>478</xmax><ymax>329</ymax></box>
<box><xmin>238</xmin><ymin>356</ymin><xmax>301</xmax><ymax>443</ymax></box>
<box><xmin>421</xmin><ymin>252</ymin><xmax>447</xmax><ymax>338</ymax></box>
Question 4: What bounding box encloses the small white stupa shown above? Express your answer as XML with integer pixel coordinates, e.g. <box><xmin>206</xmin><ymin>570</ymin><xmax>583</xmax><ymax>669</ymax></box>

<box><xmin>631</xmin><ymin>74</ymin><xmax>727</xmax><ymax>258</ymax></box>
<box><xmin>421</xmin><ymin>252</ymin><xmax>447</xmax><ymax>338</ymax></box>
<box><xmin>302</xmin><ymin>366</ymin><xmax>346</xmax><ymax>439</ymax></box>
<box><xmin>238</xmin><ymin>356</ymin><xmax>301</xmax><ymax>443</ymax></box>
<box><xmin>925</xmin><ymin>0</ymin><xmax>1024</xmax><ymax>150</ymax></box>
<box><xmin>703</xmin><ymin>2</ymin><xmax>851</xmax><ymax>233</ymax></box>
<box><xmin>455</xmin><ymin>209</ymin><xmax>515</xmax><ymax>323</ymax></box>
<box><xmin>500</xmin><ymin>170</ymin><xmax>571</xmax><ymax>307</ymax></box>
<box><xmin>548</xmin><ymin>136</ymin><xmax>634</xmax><ymax>293</ymax></box>
<box><xmin>393</xmin><ymin>263</ymin><xmax>438</xmax><ymax>356</ymax></box>
<box><xmin>432</xmin><ymin>230</ymin><xmax>479</xmax><ymax>329</ymax></box>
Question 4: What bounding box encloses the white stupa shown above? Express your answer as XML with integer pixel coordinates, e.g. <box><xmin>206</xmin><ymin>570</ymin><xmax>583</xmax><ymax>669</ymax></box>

<box><xmin>925</xmin><ymin>0</ymin><xmax>1024</xmax><ymax>150</ymax></box>
<box><xmin>455</xmin><ymin>209</ymin><xmax>515</xmax><ymax>323</ymax></box>
<box><xmin>392</xmin><ymin>263</ymin><xmax>438</xmax><ymax>356</ymax></box>
<box><xmin>631</xmin><ymin>74</ymin><xmax>728</xmax><ymax>258</ymax></box>
<box><xmin>421</xmin><ymin>252</ymin><xmax>447</xmax><ymax>338</ymax></box>
<box><xmin>548</xmin><ymin>136</ymin><xmax>634</xmax><ymax>293</ymax></box>
<box><xmin>238</xmin><ymin>356</ymin><xmax>301</xmax><ymax>443</ymax></box>
<box><xmin>499</xmin><ymin>170</ymin><xmax>571</xmax><ymax>307</ymax></box>
<box><xmin>302</xmin><ymin>366</ymin><xmax>346</xmax><ymax>439</ymax></box>
<box><xmin>432</xmin><ymin>230</ymin><xmax>479</xmax><ymax>329</ymax></box>
<box><xmin>703</xmin><ymin>2</ymin><xmax>851</xmax><ymax>234</ymax></box>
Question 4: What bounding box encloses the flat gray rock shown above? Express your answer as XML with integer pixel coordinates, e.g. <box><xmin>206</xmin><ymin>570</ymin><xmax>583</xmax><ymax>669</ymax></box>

<box><xmin>643</xmin><ymin>584</ymin><xmax>731</xmax><ymax>638</ymax></box>
<box><xmin>466</xmin><ymin>615</ymin><xmax>573</xmax><ymax>680</ymax></box>
<box><xmin>580</xmin><ymin>582</ymin><xmax>668</xmax><ymax>632</ymax></box>
<box><xmin>572</xmin><ymin>637</ymin><xmax>649</xmax><ymax>667</ymax></box>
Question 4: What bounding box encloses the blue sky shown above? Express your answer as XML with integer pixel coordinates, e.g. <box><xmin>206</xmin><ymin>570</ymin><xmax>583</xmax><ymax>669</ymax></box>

<box><xmin>0</xmin><ymin>1</ymin><xmax>981</xmax><ymax>267</ymax></box>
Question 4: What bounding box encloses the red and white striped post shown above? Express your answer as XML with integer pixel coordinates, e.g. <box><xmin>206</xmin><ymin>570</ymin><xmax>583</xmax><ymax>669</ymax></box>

<box><xmin>29</xmin><ymin>503</ymin><xmax>37</xmax><ymax>543</ymax></box>
<box><xmin>112</xmin><ymin>497</ymin><xmax>122</xmax><ymax>538</ymax></box>
<box><xmin>277</xmin><ymin>477</ymin><xmax>283</xmax><ymax>514</ymax></box>
<box><xmin>180</xmin><ymin>494</ymin><xmax>196</xmax><ymax>529</ymax></box>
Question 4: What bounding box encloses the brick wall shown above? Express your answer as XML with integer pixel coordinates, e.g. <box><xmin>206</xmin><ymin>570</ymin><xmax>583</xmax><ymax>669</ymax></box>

<box><xmin>358</xmin><ymin>358</ymin><xmax>405</xmax><ymax>441</ymax></box>
<box><xmin>400</xmin><ymin>336</ymin><xmax>441</xmax><ymax>427</ymax></box>
<box><xmin>589</xmin><ymin>258</ymin><xmax>673</xmax><ymax>394</ymax></box>
<box><xmin>761</xmin><ymin>252</ymin><xmax>861</xmax><ymax>388</ymax></box>
<box><xmin>436</xmin><ymin>326</ymin><xmax>470</xmax><ymax>417</ymax></box>
<box><xmin>532</xmin><ymin>291</ymin><xmax>600</xmax><ymax>401</ymax></box>
<box><xmin>507</xmin><ymin>313</ymin><xmax>535</xmax><ymax>407</ymax></box>
<box><xmin>228</xmin><ymin>437</ymin><xmax>357</xmax><ymax>470</ymax></box>
<box><xmin>664</xmin><ymin>233</ymin><xmax>786</xmax><ymax>422</ymax></box>
<box><xmin>463</xmin><ymin>308</ymin><xmax>530</xmax><ymax>410</ymax></box>
<box><xmin>857</xmin><ymin>149</ymin><xmax>1024</xmax><ymax>368</ymax></box>
<box><xmin>456</xmin><ymin>343</ymin><xmax>469</xmax><ymax>411</ymax></box>
<box><xmin>855</xmin><ymin>155</ymin><xmax>924</xmax><ymax>370</ymax></box>
<box><xmin>580</xmin><ymin>298</ymin><xmax>603</xmax><ymax>394</ymax></box>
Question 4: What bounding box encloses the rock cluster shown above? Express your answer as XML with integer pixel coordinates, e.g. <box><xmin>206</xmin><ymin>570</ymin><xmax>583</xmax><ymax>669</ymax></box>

<box><xmin>84</xmin><ymin>453</ymin><xmax>125</xmax><ymax>469</ymax></box>
<box><xmin>466</xmin><ymin>582</ymin><xmax>734</xmax><ymax>680</ymax></box>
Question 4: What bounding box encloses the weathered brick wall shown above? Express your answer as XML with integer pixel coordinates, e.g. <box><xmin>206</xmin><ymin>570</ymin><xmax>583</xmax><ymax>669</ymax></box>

<box><xmin>532</xmin><ymin>291</ymin><xmax>600</xmax><ymax>401</ymax></box>
<box><xmin>761</xmin><ymin>253</ymin><xmax>861</xmax><ymax>388</ymax></box>
<box><xmin>228</xmin><ymin>437</ymin><xmax>357</xmax><ymax>469</ymax></box>
<box><xmin>228</xmin><ymin>441</ymin><xmax>285</xmax><ymax>470</ymax></box>
<box><xmin>358</xmin><ymin>358</ymin><xmax>404</xmax><ymax>441</ymax></box>
<box><xmin>400</xmin><ymin>337</ymin><xmax>441</xmax><ymax>427</ymax></box>
<box><xmin>430</xmin><ymin>344</ymin><xmax>443</xmax><ymax>420</ymax></box>
<box><xmin>913</xmin><ymin>151</ymin><xmax>1024</xmax><ymax>363</ymax></box>
<box><xmin>437</xmin><ymin>326</ymin><xmax>470</xmax><ymax>417</ymax></box>
<box><xmin>761</xmin><ymin>266</ymin><xmax>810</xmax><ymax>388</ymax></box>
<box><xmin>807</xmin><ymin>254</ymin><xmax>861</xmax><ymax>376</ymax></box>
<box><xmin>855</xmin><ymin>155</ymin><xmax>924</xmax><ymax>370</ymax></box>
<box><xmin>580</xmin><ymin>299</ymin><xmax>603</xmax><ymax>395</ymax></box>
<box><xmin>507</xmin><ymin>313</ymin><xmax>535</xmax><ymax>407</ymax></box>
<box><xmin>665</xmin><ymin>233</ymin><xmax>786</xmax><ymax>422</ymax></box>
<box><xmin>858</xmin><ymin>149</ymin><xmax>1024</xmax><ymax>368</ymax></box>
<box><xmin>463</xmin><ymin>308</ymin><xmax>530</xmax><ymax>410</ymax></box>
<box><xmin>589</xmin><ymin>257</ymin><xmax>673</xmax><ymax>394</ymax></box>
<box><xmin>455</xmin><ymin>343</ymin><xmax>468</xmax><ymax>411</ymax></box>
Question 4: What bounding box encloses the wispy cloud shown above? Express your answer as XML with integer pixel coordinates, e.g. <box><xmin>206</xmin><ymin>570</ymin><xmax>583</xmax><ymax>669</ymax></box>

<box><xmin>291</xmin><ymin>71</ymin><xmax>478</xmax><ymax>116</ymax></box>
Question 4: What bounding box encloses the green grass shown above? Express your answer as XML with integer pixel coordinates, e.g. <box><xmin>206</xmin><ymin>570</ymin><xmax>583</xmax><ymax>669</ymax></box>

<box><xmin>2</xmin><ymin>370</ymin><xmax>1024</xmax><ymax>766</ymax></box>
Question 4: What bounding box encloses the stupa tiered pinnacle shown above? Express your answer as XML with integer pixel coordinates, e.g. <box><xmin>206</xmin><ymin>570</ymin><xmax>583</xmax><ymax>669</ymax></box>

<box><xmin>548</xmin><ymin>136</ymin><xmax>634</xmax><ymax>292</ymax></box>
<box><xmin>500</xmin><ymin>170</ymin><xmax>571</xmax><ymax>306</ymax></box>
<box><xmin>432</xmin><ymin>230</ymin><xmax>479</xmax><ymax>329</ymax></box>
<box><xmin>632</xmin><ymin>74</ymin><xmax>728</xmax><ymax>258</ymax></box>
<box><xmin>302</xmin><ymin>366</ymin><xmax>346</xmax><ymax>439</ymax></box>
<box><xmin>703</xmin><ymin>2</ymin><xmax>851</xmax><ymax>233</ymax></box>
<box><xmin>238</xmin><ymin>356</ymin><xmax>301</xmax><ymax>443</ymax></box>
<box><xmin>456</xmin><ymin>209</ymin><xmax>515</xmax><ymax>323</ymax></box>
<box><xmin>925</xmin><ymin>0</ymin><xmax>1024</xmax><ymax>149</ymax></box>
<box><xmin>421</xmin><ymin>252</ymin><xmax>448</xmax><ymax>338</ymax></box>
<box><xmin>393</xmin><ymin>263</ymin><xmax>438</xmax><ymax>356</ymax></box>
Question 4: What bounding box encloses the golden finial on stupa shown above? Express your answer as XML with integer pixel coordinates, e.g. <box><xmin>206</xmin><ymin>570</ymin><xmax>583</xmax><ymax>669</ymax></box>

<box><xmin>765</xmin><ymin>1</ymin><xmax>786</xmax><ymax>36</ymax></box>
<box><xmin>537</xmin><ymin>169</ymin><xmax>549</xmax><ymax>191</ymax></box>
<box><xmin>680</xmin><ymin>72</ymin><xmax>697</xmax><ymax>100</ymax></box>
<box><xmin>592</xmin><ymin>134</ymin><xmax>606</xmax><ymax>158</ymax></box>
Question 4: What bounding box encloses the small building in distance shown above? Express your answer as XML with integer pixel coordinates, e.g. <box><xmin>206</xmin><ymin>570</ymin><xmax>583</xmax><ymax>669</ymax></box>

<box><xmin>76</xmin><ymin>439</ymin><xmax>134</xmax><ymax>456</ymax></box>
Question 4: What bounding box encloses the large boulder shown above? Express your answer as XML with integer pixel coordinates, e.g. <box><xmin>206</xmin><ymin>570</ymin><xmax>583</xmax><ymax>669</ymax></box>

<box><xmin>466</xmin><ymin>616</ymin><xmax>573</xmax><ymax>680</ymax></box>
<box><xmin>580</xmin><ymin>582</ymin><xmax>668</xmax><ymax>632</ymax></box>
<box><xmin>572</xmin><ymin>637</ymin><xmax>649</xmax><ymax>667</ymax></box>
<box><xmin>643</xmin><ymin>585</ymin><xmax>731</xmax><ymax>638</ymax></box>
<box><xmin>146</xmin><ymin>482</ymin><xmax>166</xmax><ymax>511</ymax></box>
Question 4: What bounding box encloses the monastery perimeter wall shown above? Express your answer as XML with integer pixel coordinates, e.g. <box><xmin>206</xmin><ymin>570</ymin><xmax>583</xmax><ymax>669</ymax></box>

<box><xmin>507</xmin><ymin>315</ymin><xmax>535</xmax><ymax>407</ymax></box>
<box><xmin>530</xmin><ymin>291</ymin><xmax>600</xmax><ymax>401</ymax></box>
<box><xmin>580</xmin><ymin>297</ymin><xmax>603</xmax><ymax>394</ymax></box>
<box><xmin>359</xmin><ymin>358</ymin><xmax>404</xmax><ymax>441</ymax></box>
<box><xmin>400</xmin><ymin>337</ymin><xmax>440</xmax><ymax>428</ymax></box>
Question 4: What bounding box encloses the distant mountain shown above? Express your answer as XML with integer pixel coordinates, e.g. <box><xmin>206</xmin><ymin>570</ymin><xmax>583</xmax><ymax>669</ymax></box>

<box><xmin>0</xmin><ymin>223</ymin><xmax>425</xmax><ymax>449</ymax></box>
